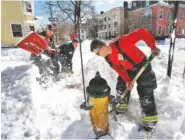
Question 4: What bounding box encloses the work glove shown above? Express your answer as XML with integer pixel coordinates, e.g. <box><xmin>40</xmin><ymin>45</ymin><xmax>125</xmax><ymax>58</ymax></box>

<box><xmin>126</xmin><ymin>81</ymin><xmax>134</xmax><ymax>90</ymax></box>
<box><xmin>151</xmin><ymin>47</ymin><xmax>160</xmax><ymax>56</ymax></box>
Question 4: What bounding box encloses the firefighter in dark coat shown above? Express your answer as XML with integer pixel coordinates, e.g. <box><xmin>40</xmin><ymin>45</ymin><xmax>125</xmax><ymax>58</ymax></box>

<box><xmin>58</xmin><ymin>38</ymin><xmax>79</xmax><ymax>73</ymax></box>
<box><xmin>90</xmin><ymin>28</ymin><xmax>160</xmax><ymax>133</ymax></box>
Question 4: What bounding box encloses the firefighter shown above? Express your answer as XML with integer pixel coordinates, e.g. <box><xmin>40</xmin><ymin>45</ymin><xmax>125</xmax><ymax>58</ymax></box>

<box><xmin>30</xmin><ymin>24</ymin><xmax>59</xmax><ymax>81</ymax></box>
<box><xmin>58</xmin><ymin>38</ymin><xmax>79</xmax><ymax>73</ymax></box>
<box><xmin>90</xmin><ymin>28</ymin><xmax>160</xmax><ymax>133</ymax></box>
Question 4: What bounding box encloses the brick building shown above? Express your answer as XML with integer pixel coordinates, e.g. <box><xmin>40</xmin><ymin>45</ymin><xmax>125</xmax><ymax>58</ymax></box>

<box><xmin>130</xmin><ymin>1</ymin><xmax>185</xmax><ymax>39</ymax></box>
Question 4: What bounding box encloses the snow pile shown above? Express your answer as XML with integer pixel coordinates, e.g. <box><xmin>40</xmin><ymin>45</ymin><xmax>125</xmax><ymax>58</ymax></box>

<box><xmin>1</xmin><ymin>39</ymin><xmax>185</xmax><ymax>139</ymax></box>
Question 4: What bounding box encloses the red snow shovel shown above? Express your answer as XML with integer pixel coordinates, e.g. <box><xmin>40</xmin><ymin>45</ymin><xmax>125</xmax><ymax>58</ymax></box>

<box><xmin>17</xmin><ymin>32</ymin><xmax>48</xmax><ymax>54</ymax></box>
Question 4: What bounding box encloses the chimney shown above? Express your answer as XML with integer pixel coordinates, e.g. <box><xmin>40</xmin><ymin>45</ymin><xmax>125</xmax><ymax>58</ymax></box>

<box><xmin>100</xmin><ymin>11</ymin><xmax>104</xmax><ymax>14</ymax></box>
<box><xmin>124</xmin><ymin>1</ymin><xmax>128</xmax><ymax>9</ymax></box>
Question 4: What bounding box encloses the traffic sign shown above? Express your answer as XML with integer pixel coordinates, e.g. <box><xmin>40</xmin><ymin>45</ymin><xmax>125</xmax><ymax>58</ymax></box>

<box><xmin>48</xmin><ymin>17</ymin><xmax>58</xmax><ymax>22</ymax></box>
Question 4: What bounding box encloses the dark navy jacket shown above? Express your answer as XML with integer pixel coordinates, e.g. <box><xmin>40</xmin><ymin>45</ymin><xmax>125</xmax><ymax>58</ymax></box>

<box><xmin>59</xmin><ymin>43</ymin><xmax>75</xmax><ymax>61</ymax></box>
<box><xmin>59</xmin><ymin>43</ymin><xmax>75</xmax><ymax>71</ymax></box>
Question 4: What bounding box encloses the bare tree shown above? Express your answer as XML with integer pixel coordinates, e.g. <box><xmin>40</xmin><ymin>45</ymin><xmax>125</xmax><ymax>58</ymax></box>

<box><xmin>40</xmin><ymin>1</ymin><xmax>96</xmax><ymax>35</ymax></box>
<box><xmin>87</xmin><ymin>17</ymin><xmax>99</xmax><ymax>38</ymax></box>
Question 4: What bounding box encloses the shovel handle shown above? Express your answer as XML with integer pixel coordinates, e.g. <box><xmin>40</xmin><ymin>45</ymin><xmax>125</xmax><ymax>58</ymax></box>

<box><xmin>121</xmin><ymin>54</ymin><xmax>156</xmax><ymax>100</ymax></box>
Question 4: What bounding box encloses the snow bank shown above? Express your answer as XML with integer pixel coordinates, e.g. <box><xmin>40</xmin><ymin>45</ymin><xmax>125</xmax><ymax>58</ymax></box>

<box><xmin>1</xmin><ymin>39</ymin><xmax>185</xmax><ymax>139</ymax></box>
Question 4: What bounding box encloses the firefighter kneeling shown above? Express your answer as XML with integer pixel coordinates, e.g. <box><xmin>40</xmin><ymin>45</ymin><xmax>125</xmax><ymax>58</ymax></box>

<box><xmin>86</xmin><ymin>72</ymin><xmax>111</xmax><ymax>138</ymax></box>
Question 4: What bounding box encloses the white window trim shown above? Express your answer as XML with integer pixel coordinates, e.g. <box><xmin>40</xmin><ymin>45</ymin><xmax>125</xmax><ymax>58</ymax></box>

<box><xmin>165</xmin><ymin>25</ymin><xmax>168</xmax><ymax>35</ymax></box>
<box><xmin>158</xmin><ymin>26</ymin><xmax>162</xmax><ymax>36</ymax></box>
<box><xmin>180</xmin><ymin>12</ymin><xmax>183</xmax><ymax>20</ymax></box>
<box><xmin>24</xmin><ymin>1</ymin><xmax>32</xmax><ymax>13</ymax></box>
<box><xmin>166</xmin><ymin>11</ymin><xmax>170</xmax><ymax>20</ymax></box>
<box><xmin>10</xmin><ymin>23</ymin><xmax>23</xmax><ymax>39</ymax></box>
<box><xmin>178</xmin><ymin>27</ymin><xmax>182</xmax><ymax>35</ymax></box>
<box><xmin>29</xmin><ymin>25</ymin><xmax>35</xmax><ymax>32</ymax></box>
<box><xmin>159</xmin><ymin>10</ymin><xmax>163</xmax><ymax>20</ymax></box>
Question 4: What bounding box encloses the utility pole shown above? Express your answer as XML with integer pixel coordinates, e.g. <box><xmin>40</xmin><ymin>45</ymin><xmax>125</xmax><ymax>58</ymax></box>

<box><xmin>167</xmin><ymin>1</ymin><xmax>179</xmax><ymax>78</ymax></box>
<box><xmin>46</xmin><ymin>1</ymin><xmax>54</xmax><ymax>19</ymax></box>
<box><xmin>76</xmin><ymin>1</ymin><xmax>87</xmax><ymax>104</ymax></box>
<box><xmin>46</xmin><ymin>1</ymin><xmax>58</xmax><ymax>23</ymax></box>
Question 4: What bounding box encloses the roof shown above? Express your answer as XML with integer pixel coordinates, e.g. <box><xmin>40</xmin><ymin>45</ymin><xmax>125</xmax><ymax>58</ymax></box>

<box><xmin>149</xmin><ymin>2</ymin><xmax>173</xmax><ymax>8</ymax></box>
<box><xmin>96</xmin><ymin>7</ymin><xmax>124</xmax><ymax>16</ymax></box>
<box><xmin>179</xmin><ymin>4</ymin><xmax>185</xmax><ymax>8</ymax></box>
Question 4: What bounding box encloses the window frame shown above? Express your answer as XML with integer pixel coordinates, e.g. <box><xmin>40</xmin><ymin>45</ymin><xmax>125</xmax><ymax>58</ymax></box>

<box><xmin>114</xmin><ymin>22</ymin><xmax>118</xmax><ymax>27</ymax></box>
<box><xmin>108</xmin><ymin>24</ymin><xmax>111</xmax><ymax>28</ymax></box>
<box><xmin>180</xmin><ymin>12</ymin><xmax>183</xmax><ymax>20</ymax></box>
<box><xmin>25</xmin><ymin>1</ymin><xmax>32</xmax><ymax>13</ymax></box>
<box><xmin>178</xmin><ymin>27</ymin><xmax>182</xmax><ymax>35</ymax></box>
<box><xmin>10</xmin><ymin>23</ymin><xmax>23</xmax><ymax>38</ymax></box>
<box><xmin>165</xmin><ymin>25</ymin><xmax>168</xmax><ymax>35</ymax></box>
<box><xmin>166</xmin><ymin>11</ymin><xmax>170</xmax><ymax>20</ymax></box>
<box><xmin>159</xmin><ymin>10</ymin><xmax>163</xmax><ymax>20</ymax></box>
<box><xmin>29</xmin><ymin>25</ymin><xmax>35</xmax><ymax>32</ymax></box>
<box><xmin>114</xmin><ymin>13</ymin><xmax>118</xmax><ymax>19</ymax></box>
<box><xmin>158</xmin><ymin>26</ymin><xmax>162</xmax><ymax>35</ymax></box>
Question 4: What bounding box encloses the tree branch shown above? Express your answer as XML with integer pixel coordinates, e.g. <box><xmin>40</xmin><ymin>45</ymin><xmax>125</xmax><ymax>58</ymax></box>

<box><xmin>57</xmin><ymin>1</ymin><xmax>75</xmax><ymax>23</ymax></box>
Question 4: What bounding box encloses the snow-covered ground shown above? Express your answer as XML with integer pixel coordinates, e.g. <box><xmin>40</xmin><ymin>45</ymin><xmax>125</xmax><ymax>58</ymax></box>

<box><xmin>1</xmin><ymin>39</ymin><xmax>185</xmax><ymax>139</ymax></box>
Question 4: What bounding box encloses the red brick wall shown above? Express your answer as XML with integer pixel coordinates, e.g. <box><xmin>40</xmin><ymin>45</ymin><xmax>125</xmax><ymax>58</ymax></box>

<box><xmin>154</xmin><ymin>5</ymin><xmax>173</xmax><ymax>37</ymax></box>
<box><xmin>131</xmin><ymin>4</ymin><xmax>185</xmax><ymax>38</ymax></box>
<box><xmin>151</xmin><ymin>6</ymin><xmax>158</xmax><ymax>37</ymax></box>
<box><xmin>176</xmin><ymin>6</ymin><xmax>185</xmax><ymax>38</ymax></box>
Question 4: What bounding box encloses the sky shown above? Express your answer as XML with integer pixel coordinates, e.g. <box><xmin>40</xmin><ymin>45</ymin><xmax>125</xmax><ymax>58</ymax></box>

<box><xmin>34</xmin><ymin>0</ymin><xmax>126</xmax><ymax>25</ymax></box>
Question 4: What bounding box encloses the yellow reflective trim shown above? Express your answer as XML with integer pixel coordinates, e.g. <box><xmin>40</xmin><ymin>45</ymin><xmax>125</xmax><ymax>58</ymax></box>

<box><xmin>118</xmin><ymin>104</ymin><xmax>128</xmax><ymax>109</ymax></box>
<box><xmin>141</xmin><ymin>115</ymin><xmax>159</xmax><ymax>122</ymax></box>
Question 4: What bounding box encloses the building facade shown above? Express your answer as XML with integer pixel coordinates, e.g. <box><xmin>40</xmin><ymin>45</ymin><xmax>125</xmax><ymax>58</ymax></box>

<box><xmin>80</xmin><ymin>23</ymin><xmax>89</xmax><ymax>40</ymax></box>
<box><xmin>95</xmin><ymin>7</ymin><xmax>125</xmax><ymax>39</ymax></box>
<box><xmin>1</xmin><ymin>0</ymin><xmax>42</xmax><ymax>47</ymax></box>
<box><xmin>151</xmin><ymin>2</ymin><xmax>173</xmax><ymax>38</ymax></box>
<box><xmin>54</xmin><ymin>23</ymin><xmax>74</xmax><ymax>45</ymax></box>
<box><xmin>176</xmin><ymin>4</ymin><xmax>185</xmax><ymax>38</ymax></box>
<box><xmin>130</xmin><ymin>1</ymin><xmax>185</xmax><ymax>39</ymax></box>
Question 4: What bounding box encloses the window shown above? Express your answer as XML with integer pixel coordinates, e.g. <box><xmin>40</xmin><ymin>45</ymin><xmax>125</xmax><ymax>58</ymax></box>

<box><xmin>114</xmin><ymin>31</ymin><xmax>118</xmax><ymax>36</ymax></box>
<box><xmin>182</xmin><ymin>29</ymin><xmax>185</xmax><ymax>34</ymax></box>
<box><xmin>167</xmin><ymin>11</ymin><xmax>170</xmax><ymax>20</ymax></box>
<box><xmin>114</xmin><ymin>13</ymin><xmax>118</xmax><ymax>18</ymax></box>
<box><xmin>99</xmin><ymin>20</ymin><xmax>103</xmax><ymax>24</ymax></box>
<box><xmin>142</xmin><ymin>8</ymin><xmax>152</xmax><ymax>20</ymax></box>
<box><xmin>104</xmin><ymin>17</ymin><xmax>106</xmax><ymax>21</ymax></box>
<box><xmin>108</xmin><ymin>24</ymin><xmax>111</xmax><ymax>28</ymax></box>
<box><xmin>82</xmin><ymin>29</ymin><xmax>84</xmax><ymax>33</ymax></box>
<box><xmin>99</xmin><ymin>25</ymin><xmax>102</xmax><ymax>30</ymax></box>
<box><xmin>29</xmin><ymin>26</ymin><xmax>35</xmax><ymax>31</ymax></box>
<box><xmin>114</xmin><ymin>22</ymin><xmax>118</xmax><ymax>27</ymax></box>
<box><xmin>25</xmin><ymin>2</ymin><xmax>32</xmax><ymax>13</ymax></box>
<box><xmin>82</xmin><ymin>35</ymin><xmax>84</xmax><ymax>40</ymax></box>
<box><xmin>180</xmin><ymin>13</ymin><xmax>183</xmax><ymax>20</ymax></box>
<box><xmin>108</xmin><ymin>17</ymin><xmax>110</xmax><ymax>20</ymax></box>
<box><xmin>11</xmin><ymin>24</ymin><xmax>23</xmax><ymax>37</ymax></box>
<box><xmin>158</xmin><ymin>26</ymin><xmax>162</xmax><ymax>35</ymax></box>
<box><xmin>104</xmin><ymin>25</ymin><xmax>106</xmax><ymax>29</ymax></box>
<box><xmin>159</xmin><ymin>11</ymin><xmax>163</xmax><ymax>19</ymax></box>
<box><xmin>165</xmin><ymin>26</ymin><xmax>168</xmax><ymax>35</ymax></box>
<box><xmin>149</xmin><ymin>26</ymin><xmax>152</xmax><ymax>31</ymax></box>
<box><xmin>168</xmin><ymin>12</ymin><xmax>172</xmax><ymax>20</ymax></box>
<box><xmin>178</xmin><ymin>27</ymin><xmax>182</xmax><ymax>34</ymax></box>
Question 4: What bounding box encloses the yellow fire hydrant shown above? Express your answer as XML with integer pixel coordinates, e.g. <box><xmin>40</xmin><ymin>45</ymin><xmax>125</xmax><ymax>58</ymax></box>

<box><xmin>86</xmin><ymin>71</ymin><xmax>111</xmax><ymax>138</ymax></box>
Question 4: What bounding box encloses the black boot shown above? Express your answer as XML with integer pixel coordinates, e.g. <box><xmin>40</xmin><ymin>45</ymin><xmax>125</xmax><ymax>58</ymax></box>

<box><xmin>139</xmin><ymin>94</ymin><xmax>158</xmax><ymax>134</ymax></box>
<box><xmin>116</xmin><ymin>90</ymin><xmax>130</xmax><ymax>114</ymax></box>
